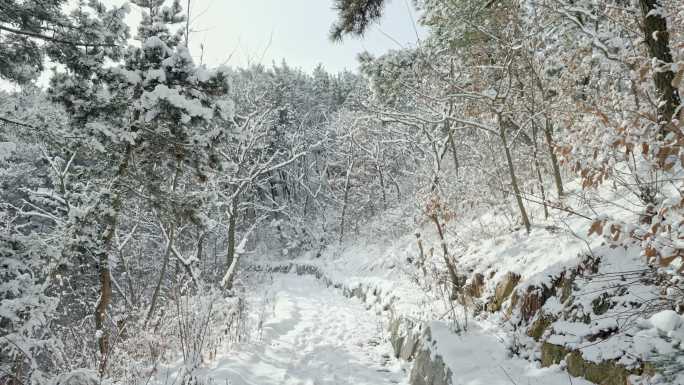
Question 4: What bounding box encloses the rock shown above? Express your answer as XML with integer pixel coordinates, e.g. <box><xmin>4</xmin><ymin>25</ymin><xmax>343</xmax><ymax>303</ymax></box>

<box><xmin>388</xmin><ymin>316</ymin><xmax>422</xmax><ymax>361</ymax></box>
<box><xmin>591</xmin><ymin>293</ymin><xmax>612</xmax><ymax>316</ymax></box>
<box><xmin>541</xmin><ymin>342</ymin><xmax>647</xmax><ymax>385</ymax></box>
<box><xmin>410</xmin><ymin>350</ymin><xmax>452</xmax><ymax>385</ymax></box>
<box><xmin>519</xmin><ymin>284</ymin><xmax>553</xmax><ymax>322</ymax></box>
<box><xmin>393</xmin><ymin>334</ymin><xmax>405</xmax><ymax>358</ymax></box>
<box><xmin>650</xmin><ymin>310</ymin><xmax>683</xmax><ymax>332</ymax></box>
<box><xmin>507</xmin><ymin>290</ymin><xmax>520</xmax><ymax>318</ymax></box>
<box><xmin>388</xmin><ymin>316</ymin><xmax>405</xmax><ymax>358</ymax></box>
<box><xmin>488</xmin><ymin>272</ymin><xmax>521</xmax><ymax>312</ymax></box>
<box><xmin>555</xmin><ymin>270</ymin><xmax>575</xmax><ymax>304</ymax></box>
<box><xmin>351</xmin><ymin>285</ymin><xmax>367</xmax><ymax>302</ymax></box>
<box><xmin>400</xmin><ymin>324</ymin><xmax>421</xmax><ymax>360</ymax></box>
<box><xmin>409</xmin><ymin>325</ymin><xmax>452</xmax><ymax>385</ymax></box>
<box><xmin>541</xmin><ymin>342</ymin><xmax>570</xmax><ymax>367</ymax></box>
<box><xmin>51</xmin><ymin>369</ymin><xmax>99</xmax><ymax>385</ymax></box>
<box><xmin>527</xmin><ymin>313</ymin><xmax>554</xmax><ymax>341</ymax></box>
<box><xmin>566</xmin><ymin>350</ymin><xmax>632</xmax><ymax>385</ymax></box>
<box><xmin>464</xmin><ymin>273</ymin><xmax>485</xmax><ymax>298</ymax></box>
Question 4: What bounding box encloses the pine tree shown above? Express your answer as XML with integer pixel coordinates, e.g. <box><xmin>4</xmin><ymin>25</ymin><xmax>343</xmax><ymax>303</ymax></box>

<box><xmin>0</xmin><ymin>0</ymin><xmax>129</xmax><ymax>83</ymax></box>
<box><xmin>330</xmin><ymin>0</ymin><xmax>389</xmax><ymax>41</ymax></box>
<box><xmin>48</xmin><ymin>0</ymin><xmax>233</xmax><ymax>370</ymax></box>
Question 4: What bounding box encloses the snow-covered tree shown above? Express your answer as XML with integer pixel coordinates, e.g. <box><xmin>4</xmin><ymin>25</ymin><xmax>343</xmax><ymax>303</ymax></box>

<box><xmin>48</xmin><ymin>0</ymin><xmax>233</xmax><ymax>370</ymax></box>
<box><xmin>0</xmin><ymin>0</ymin><xmax>129</xmax><ymax>84</ymax></box>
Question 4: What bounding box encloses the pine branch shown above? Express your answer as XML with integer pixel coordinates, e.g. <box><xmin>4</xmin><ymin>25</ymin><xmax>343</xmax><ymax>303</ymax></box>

<box><xmin>0</xmin><ymin>25</ymin><xmax>118</xmax><ymax>47</ymax></box>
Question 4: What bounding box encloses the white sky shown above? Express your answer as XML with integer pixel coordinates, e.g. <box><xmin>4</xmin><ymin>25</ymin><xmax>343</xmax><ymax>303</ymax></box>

<box><xmin>0</xmin><ymin>0</ymin><xmax>425</xmax><ymax>90</ymax></box>
<box><xmin>126</xmin><ymin>0</ymin><xmax>426</xmax><ymax>73</ymax></box>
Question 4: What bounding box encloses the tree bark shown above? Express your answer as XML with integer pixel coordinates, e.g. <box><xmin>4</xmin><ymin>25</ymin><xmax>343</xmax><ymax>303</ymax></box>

<box><xmin>543</xmin><ymin>118</ymin><xmax>564</xmax><ymax>198</ymax></box>
<box><xmin>498</xmin><ymin>113</ymin><xmax>531</xmax><ymax>233</ymax></box>
<box><xmin>95</xmin><ymin>251</ymin><xmax>112</xmax><ymax>367</ymax></box>
<box><xmin>533</xmin><ymin>123</ymin><xmax>549</xmax><ymax>219</ymax></box>
<box><xmin>223</xmin><ymin>247</ymin><xmax>240</xmax><ymax>291</ymax></box>
<box><xmin>376</xmin><ymin>162</ymin><xmax>387</xmax><ymax>209</ymax></box>
<box><xmin>95</xmin><ymin>144</ymin><xmax>131</xmax><ymax>372</ymax></box>
<box><xmin>144</xmin><ymin>158</ymin><xmax>182</xmax><ymax>328</ymax></box>
<box><xmin>446</xmin><ymin>59</ymin><xmax>460</xmax><ymax>178</ymax></box>
<box><xmin>145</xmin><ymin>226</ymin><xmax>174</xmax><ymax>327</ymax></box>
<box><xmin>447</xmin><ymin>128</ymin><xmax>460</xmax><ymax>178</ymax></box>
<box><xmin>226</xmin><ymin>196</ymin><xmax>238</xmax><ymax>268</ymax></box>
<box><xmin>430</xmin><ymin>214</ymin><xmax>459</xmax><ymax>300</ymax></box>
<box><xmin>339</xmin><ymin>153</ymin><xmax>355</xmax><ymax>242</ymax></box>
<box><xmin>639</xmin><ymin>0</ymin><xmax>681</xmax><ymax>136</ymax></box>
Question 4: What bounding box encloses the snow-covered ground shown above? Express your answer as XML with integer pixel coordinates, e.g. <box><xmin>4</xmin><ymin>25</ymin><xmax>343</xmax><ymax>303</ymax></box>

<box><xmin>194</xmin><ymin>275</ymin><xmax>407</xmax><ymax>385</ymax></box>
<box><xmin>168</xmin><ymin>182</ymin><xmax>684</xmax><ymax>385</ymax></box>
<box><xmin>188</xmin><ymin>272</ymin><xmax>596</xmax><ymax>385</ymax></box>
<box><xmin>429</xmin><ymin>320</ymin><xmax>594</xmax><ymax>385</ymax></box>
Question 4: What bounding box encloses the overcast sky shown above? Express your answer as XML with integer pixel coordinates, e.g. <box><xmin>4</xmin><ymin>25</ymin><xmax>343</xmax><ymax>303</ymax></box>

<box><xmin>0</xmin><ymin>1</ymin><xmax>425</xmax><ymax>90</ymax></box>
<box><xmin>123</xmin><ymin>0</ymin><xmax>426</xmax><ymax>73</ymax></box>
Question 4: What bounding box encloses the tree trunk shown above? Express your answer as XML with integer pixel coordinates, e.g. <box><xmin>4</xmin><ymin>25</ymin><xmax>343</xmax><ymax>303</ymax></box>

<box><xmin>415</xmin><ymin>232</ymin><xmax>426</xmax><ymax>276</ymax></box>
<box><xmin>145</xmin><ymin>226</ymin><xmax>174</xmax><ymax>327</ymax></box>
<box><xmin>339</xmin><ymin>154</ymin><xmax>355</xmax><ymax>242</ymax></box>
<box><xmin>145</xmin><ymin>158</ymin><xmax>182</xmax><ymax>328</ymax></box>
<box><xmin>223</xmin><ymin>248</ymin><xmax>240</xmax><ymax>291</ymax></box>
<box><xmin>222</xmin><ymin>223</ymin><xmax>257</xmax><ymax>290</ymax></box>
<box><xmin>543</xmin><ymin>118</ymin><xmax>564</xmax><ymax>198</ymax></box>
<box><xmin>447</xmin><ymin>128</ymin><xmax>460</xmax><ymax>178</ymax></box>
<box><xmin>226</xmin><ymin>197</ymin><xmax>238</xmax><ymax>268</ymax></box>
<box><xmin>533</xmin><ymin>123</ymin><xmax>549</xmax><ymax>219</ymax></box>
<box><xmin>444</xmin><ymin>99</ymin><xmax>459</xmax><ymax>178</ymax></box>
<box><xmin>430</xmin><ymin>214</ymin><xmax>459</xmax><ymax>300</ymax></box>
<box><xmin>430</xmin><ymin>136</ymin><xmax>451</xmax><ymax>192</ymax></box>
<box><xmin>376</xmin><ymin>162</ymin><xmax>387</xmax><ymax>209</ymax></box>
<box><xmin>95</xmin><ymin>250</ymin><xmax>112</xmax><ymax>367</ymax></box>
<box><xmin>526</xmin><ymin>55</ymin><xmax>564</xmax><ymax>199</ymax></box>
<box><xmin>498</xmin><ymin>114</ymin><xmax>531</xmax><ymax>233</ymax></box>
<box><xmin>639</xmin><ymin>0</ymin><xmax>681</xmax><ymax>136</ymax></box>
<box><xmin>95</xmin><ymin>144</ymin><xmax>132</xmax><ymax>372</ymax></box>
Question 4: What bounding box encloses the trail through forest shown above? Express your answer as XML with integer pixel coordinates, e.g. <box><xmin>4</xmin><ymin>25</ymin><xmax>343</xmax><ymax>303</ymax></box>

<box><xmin>195</xmin><ymin>275</ymin><xmax>406</xmax><ymax>385</ymax></box>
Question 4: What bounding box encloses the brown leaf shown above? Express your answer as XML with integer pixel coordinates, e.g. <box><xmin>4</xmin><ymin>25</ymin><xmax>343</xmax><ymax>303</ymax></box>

<box><xmin>610</xmin><ymin>224</ymin><xmax>621</xmax><ymax>242</ymax></box>
<box><xmin>651</xmin><ymin>223</ymin><xmax>660</xmax><ymax>234</ymax></box>
<box><xmin>588</xmin><ymin>220</ymin><xmax>604</xmax><ymax>236</ymax></box>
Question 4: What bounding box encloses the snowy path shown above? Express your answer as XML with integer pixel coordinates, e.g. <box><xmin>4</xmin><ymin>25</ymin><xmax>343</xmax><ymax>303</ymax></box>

<box><xmin>198</xmin><ymin>275</ymin><xmax>406</xmax><ymax>385</ymax></box>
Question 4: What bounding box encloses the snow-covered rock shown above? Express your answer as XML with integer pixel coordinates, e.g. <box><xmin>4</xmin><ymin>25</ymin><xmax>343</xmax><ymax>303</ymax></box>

<box><xmin>650</xmin><ymin>310</ymin><xmax>684</xmax><ymax>333</ymax></box>
<box><xmin>51</xmin><ymin>369</ymin><xmax>100</xmax><ymax>385</ymax></box>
